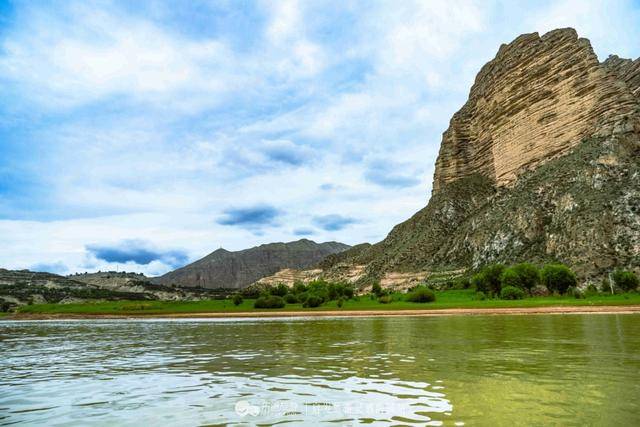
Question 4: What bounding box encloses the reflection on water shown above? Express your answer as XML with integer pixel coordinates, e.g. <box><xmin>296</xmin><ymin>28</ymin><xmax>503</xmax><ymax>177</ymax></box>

<box><xmin>1</xmin><ymin>315</ymin><xmax>640</xmax><ymax>426</ymax></box>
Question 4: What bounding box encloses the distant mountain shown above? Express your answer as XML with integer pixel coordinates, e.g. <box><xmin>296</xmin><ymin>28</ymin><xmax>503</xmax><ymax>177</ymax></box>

<box><xmin>153</xmin><ymin>239</ymin><xmax>351</xmax><ymax>289</ymax></box>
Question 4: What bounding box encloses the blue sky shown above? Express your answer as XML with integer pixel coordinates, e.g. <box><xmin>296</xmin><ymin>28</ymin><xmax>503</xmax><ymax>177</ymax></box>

<box><xmin>1</xmin><ymin>0</ymin><xmax>639</xmax><ymax>276</ymax></box>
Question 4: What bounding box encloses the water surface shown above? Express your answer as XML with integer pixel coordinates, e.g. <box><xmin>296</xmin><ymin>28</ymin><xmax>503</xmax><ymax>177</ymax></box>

<box><xmin>2</xmin><ymin>314</ymin><xmax>640</xmax><ymax>426</ymax></box>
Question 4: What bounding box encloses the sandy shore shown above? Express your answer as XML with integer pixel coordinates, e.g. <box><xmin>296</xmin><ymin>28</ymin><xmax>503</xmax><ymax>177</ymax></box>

<box><xmin>5</xmin><ymin>305</ymin><xmax>640</xmax><ymax>320</ymax></box>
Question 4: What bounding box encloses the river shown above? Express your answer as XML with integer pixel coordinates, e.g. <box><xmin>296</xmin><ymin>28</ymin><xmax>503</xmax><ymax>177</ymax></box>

<box><xmin>2</xmin><ymin>314</ymin><xmax>639</xmax><ymax>426</ymax></box>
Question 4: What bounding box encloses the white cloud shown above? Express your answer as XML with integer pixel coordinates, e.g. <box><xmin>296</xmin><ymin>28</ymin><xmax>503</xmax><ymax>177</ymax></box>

<box><xmin>0</xmin><ymin>5</ymin><xmax>242</xmax><ymax>110</ymax></box>
<box><xmin>261</xmin><ymin>0</ymin><xmax>327</xmax><ymax>78</ymax></box>
<box><xmin>0</xmin><ymin>1</ymin><xmax>330</xmax><ymax>112</ymax></box>
<box><xmin>528</xmin><ymin>0</ymin><xmax>640</xmax><ymax>59</ymax></box>
<box><xmin>0</xmin><ymin>0</ymin><xmax>638</xmax><ymax>275</ymax></box>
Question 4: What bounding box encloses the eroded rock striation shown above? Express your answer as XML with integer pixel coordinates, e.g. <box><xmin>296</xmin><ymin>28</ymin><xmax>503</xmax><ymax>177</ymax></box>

<box><xmin>603</xmin><ymin>54</ymin><xmax>640</xmax><ymax>100</ymax></box>
<box><xmin>433</xmin><ymin>28</ymin><xmax>638</xmax><ymax>192</ymax></box>
<box><xmin>317</xmin><ymin>28</ymin><xmax>639</xmax><ymax>287</ymax></box>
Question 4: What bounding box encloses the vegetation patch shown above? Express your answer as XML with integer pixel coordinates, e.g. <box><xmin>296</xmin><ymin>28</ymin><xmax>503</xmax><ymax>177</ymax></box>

<box><xmin>541</xmin><ymin>264</ymin><xmax>577</xmax><ymax>294</ymax></box>
<box><xmin>13</xmin><ymin>289</ymin><xmax>640</xmax><ymax>316</ymax></box>
<box><xmin>254</xmin><ymin>295</ymin><xmax>285</xmax><ymax>309</ymax></box>
<box><xmin>612</xmin><ymin>270</ymin><xmax>639</xmax><ymax>292</ymax></box>
<box><xmin>405</xmin><ymin>286</ymin><xmax>436</xmax><ymax>303</ymax></box>
<box><xmin>501</xmin><ymin>263</ymin><xmax>540</xmax><ymax>291</ymax></box>
<box><xmin>232</xmin><ymin>294</ymin><xmax>243</xmax><ymax>306</ymax></box>
<box><xmin>500</xmin><ymin>286</ymin><xmax>525</xmax><ymax>300</ymax></box>
<box><xmin>471</xmin><ymin>264</ymin><xmax>505</xmax><ymax>297</ymax></box>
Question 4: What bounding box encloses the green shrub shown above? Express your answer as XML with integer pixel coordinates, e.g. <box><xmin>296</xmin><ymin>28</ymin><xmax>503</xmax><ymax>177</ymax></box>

<box><xmin>500</xmin><ymin>268</ymin><xmax>521</xmax><ymax>289</ymax></box>
<box><xmin>293</xmin><ymin>281</ymin><xmax>307</xmax><ymax>294</ymax></box>
<box><xmin>541</xmin><ymin>264</ymin><xmax>577</xmax><ymax>294</ymax></box>
<box><xmin>232</xmin><ymin>294</ymin><xmax>243</xmax><ymax>306</ymax></box>
<box><xmin>258</xmin><ymin>289</ymin><xmax>272</xmax><ymax>299</ymax></box>
<box><xmin>241</xmin><ymin>287</ymin><xmax>261</xmax><ymax>299</ymax></box>
<box><xmin>371</xmin><ymin>282</ymin><xmax>383</xmax><ymax>297</ymax></box>
<box><xmin>586</xmin><ymin>284</ymin><xmax>599</xmax><ymax>293</ymax></box>
<box><xmin>501</xmin><ymin>263</ymin><xmax>540</xmax><ymax>291</ymax></box>
<box><xmin>342</xmin><ymin>286</ymin><xmax>355</xmax><ymax>299</ymax></box>
<box><xmin>378</xmin><ymin>295</ymin><xmax>392</xmax><ymax>304</ymax></box>
<box><xmin>612</xmin><ymin>270</ymin><xmax>640</xmax><ymax>292</ymax></box>
<box><xmin>284</xmin><ymin>293</ymin><xmax>298</xmax><ymax>304</ymax></box>
<box><xmin>303</xmin><ymin>295</ymin><xmax>323</xmax><ymax>308</ymax></box>
<box><xmin>474</xmin><ymin>291</ymin><xmax>486</xmax><ymax>301</ymax></box>
<box><xmin>484</xmin><ymin>264</ymin><xmax>506</xmax><ymax>294</ymax></box>
<box><xmin>272</xmin><ymin>283</ymin><xmax>289</xmax><ymax>297</ymax></box>
<box><xmin>470</xmin><ymin>272</ymin><xmax>489</xmax><ymax>294</ymax></box>
<box><xmin>336</xmin><ymin>298</ymin><xmax>344</xmax><ymax>308</ymax></box>
<box><xmin>254</xmin><ymin>295</ymin><xmax>285</xmax><ymax>309</ymax></box>
<box><xmin>405</xmin><ymin>286</ymin><xmax>436</xmax><ymax>303</ymax></box>
<box><xmin>306</xmin><ymin>280</ymin><xmax>330</xmax><ymax>301</ymax></box>
<box><xmin>325</xmin><ymin>282</ymin><xmax>354</xmax><ymax>300</ymax></box>
<box><xmin>0</xmin><ymin>299</ymin><xmax>14</xmax><ymax>312</ymax></box>
<box><xmin>500</xmin><ymin>285</ymin><xmax>525</xmax><ymax>300</ymax></box>
<box><xmin>472</xmin><ymin>264</ymin><xmax>505</xmax><ymax>296</ymax></box>
<box><xmin>568</xmin><ymin>287</ymin><xmax>584</xmax><ymax>299</ymax></box>
<box><xmin>456</xmin><ymin>277</ymin><xmax>471</xmax><ymax>289</ymax></box>
<box><xmin>585</xmin><ymin>284</ymin><xmax>599</xmax><ymax>297</ymax></box>
<box><xmin>327</xmin><ymin>283</ymin><xmax>341</xmax><ymax>300</ymax></box>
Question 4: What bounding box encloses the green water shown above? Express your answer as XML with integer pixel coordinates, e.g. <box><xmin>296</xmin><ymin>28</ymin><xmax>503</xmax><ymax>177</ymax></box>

<box><xmin>1</xmin><ymin>314</ymin><xmax>639</xmax><ymax>426</ymax></box>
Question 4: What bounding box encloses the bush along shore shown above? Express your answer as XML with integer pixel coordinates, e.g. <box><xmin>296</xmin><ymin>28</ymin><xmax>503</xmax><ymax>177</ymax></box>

<box><xmin>7</xmin><ymin>265</ymin><xmax>640</xmax><ymax>317</ymax></box>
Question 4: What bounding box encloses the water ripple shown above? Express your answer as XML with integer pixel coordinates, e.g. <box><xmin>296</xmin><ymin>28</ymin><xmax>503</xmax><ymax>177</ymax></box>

<box><xmin>2</xmin><ymin>315</ymin><xmax>640</xmax><ymax>425</ymax></box>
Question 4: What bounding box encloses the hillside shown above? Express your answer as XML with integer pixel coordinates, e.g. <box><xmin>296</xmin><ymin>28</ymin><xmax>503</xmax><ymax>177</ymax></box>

<box><xmin>154</xmin><ymin>239</ymin><xmax>350</xmax><ymax>289</ymax></box>
<box><xmin>0</xmin><ymin>269</ymin><xmax>224</xmax><ymax>310</ymax></box>
<box><xmin>320</xmin><ymin>28</ymin><xmax>639</xmax><ymax>288</ymax></box>
<box><xmin>0</xmin><ymin>269</ymin><xmax>150</xmax><ymax>309</ymax></box>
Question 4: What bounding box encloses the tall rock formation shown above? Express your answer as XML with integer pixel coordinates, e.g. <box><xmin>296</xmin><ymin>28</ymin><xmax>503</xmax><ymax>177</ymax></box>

<box><xmin>433</xmin><ymin>28</ymin><xmax>638</xmax><ymax>191</ymax></box>
<box><xmin>154</xmin><ymin>239</ymin><xmax>350</xmax><ymax>289</ymax></box>
<box><xmin>322</xmin><ymin>28</ymin><xmax>639</xmax><ymax>287</ymax></box>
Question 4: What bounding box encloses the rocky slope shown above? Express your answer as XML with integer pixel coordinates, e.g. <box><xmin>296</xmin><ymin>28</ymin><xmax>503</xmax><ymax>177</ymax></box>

<box><xmin>320</xmin><ymin>28</ymin><xmax>639</xmax><ymax>288</ymax></box>
<box><xmin>253</xmin><ymin>268</ymin><xmax>323</xmax><ymax>287</ymax></box>
<box><xmin>154</xmin><ymin>239</ymin><xmax>350</xmax><ymax>289</ymax></box>
<box><xmin>0</xmin><ymin>269</ymin><xmax>149</xmax><ymax>308</ymax></box>
<box><xmin>0</xmin><ymin>269</ymin><xmax>223</xmax><ymax>310</ymax></box>
<box><xmin>70</xmin><ymin>271</ymin><xmax>226</xmax><ymax>300</ymax></box>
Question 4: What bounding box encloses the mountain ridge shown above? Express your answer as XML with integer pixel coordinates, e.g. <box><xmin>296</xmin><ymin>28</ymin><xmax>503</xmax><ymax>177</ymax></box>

<box><xmin>154</xmin><ymin>239</ymin><xmax>350</xmax><ymax>289</ymax></box>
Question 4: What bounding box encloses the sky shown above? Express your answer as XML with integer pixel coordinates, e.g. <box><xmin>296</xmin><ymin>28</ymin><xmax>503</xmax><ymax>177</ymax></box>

<box><xmin>1</xmin><ymin>0</ymin><xmax>639</xmax><ymax>276</ymax></box>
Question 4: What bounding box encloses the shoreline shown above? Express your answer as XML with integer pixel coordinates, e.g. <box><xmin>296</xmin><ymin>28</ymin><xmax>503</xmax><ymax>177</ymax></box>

<box><xmin>5</xmin><ymin>304</ymin><xmax>640</xmax><ymax>320</ymax></box>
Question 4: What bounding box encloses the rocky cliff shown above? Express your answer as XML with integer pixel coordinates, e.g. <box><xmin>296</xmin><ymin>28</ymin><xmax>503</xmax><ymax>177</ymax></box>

<box><xmin>154</xmin><ymin>239</ymin><xmax>350</xmax><ymax>289</ymax></box>
<box><xmin>320</xmin><ymin>28</ymin><xmax>639</xmax><ymax>288</ymax></box>
<box><xmin>433</xmin><ymin>28</ymin><xmax>638</xmax><ymax>192</ymax></box>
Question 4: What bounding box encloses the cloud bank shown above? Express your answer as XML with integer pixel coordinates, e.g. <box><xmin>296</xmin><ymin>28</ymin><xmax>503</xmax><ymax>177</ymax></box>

<box><xmin>86</xmin><ymin>239</ymin><xmax>189</xmax><ymax>268</ymax></box>
<box><xmin>0</xmin><ymin>0</ymin><xmax>638</xmax><ymax>275</ymax></box>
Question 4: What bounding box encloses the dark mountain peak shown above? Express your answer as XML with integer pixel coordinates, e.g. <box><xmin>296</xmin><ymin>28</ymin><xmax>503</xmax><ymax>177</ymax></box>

<box><xmin>154</xmin><ymin>239</ymin><xmax>351</xmax><ymax>289</ymax></box>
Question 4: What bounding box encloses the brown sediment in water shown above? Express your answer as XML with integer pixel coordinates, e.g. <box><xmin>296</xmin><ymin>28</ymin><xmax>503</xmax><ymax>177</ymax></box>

<box><xmin>4</xmin><ymin>305</ymin><xmax>640</xmax><ymax>320</ymax></box>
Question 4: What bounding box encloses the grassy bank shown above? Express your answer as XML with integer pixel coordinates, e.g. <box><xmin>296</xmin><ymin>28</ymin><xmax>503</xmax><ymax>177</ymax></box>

<box><xmin>13</xmin><ymin>290</ymin><xmax>640</xmax><ymax>316</ymax></box>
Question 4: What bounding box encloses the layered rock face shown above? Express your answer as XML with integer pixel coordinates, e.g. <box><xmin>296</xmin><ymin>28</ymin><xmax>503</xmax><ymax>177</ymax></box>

<box><xmin>154</xmin><ymin>239</ymin><xmax>350</xmax><ymax>289</ymax></box>
<box><xmin>254</xmin><ymin>268</ymin><xmax>323</xmax><ymax>287</ymax></box>
<box><xmin>603</xmin><ymin>55</ymin><xmax>640</xmax><ymax>100</ymax></box>
<box><xmin>319</xmin><ymin>28</ymin><xmax>639</xmax><ymax>286</ymax></box>
<box><xmin>433</xmin><ymin>28</ymin><xmax>638</xmax><ymax>192</ymax></box>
